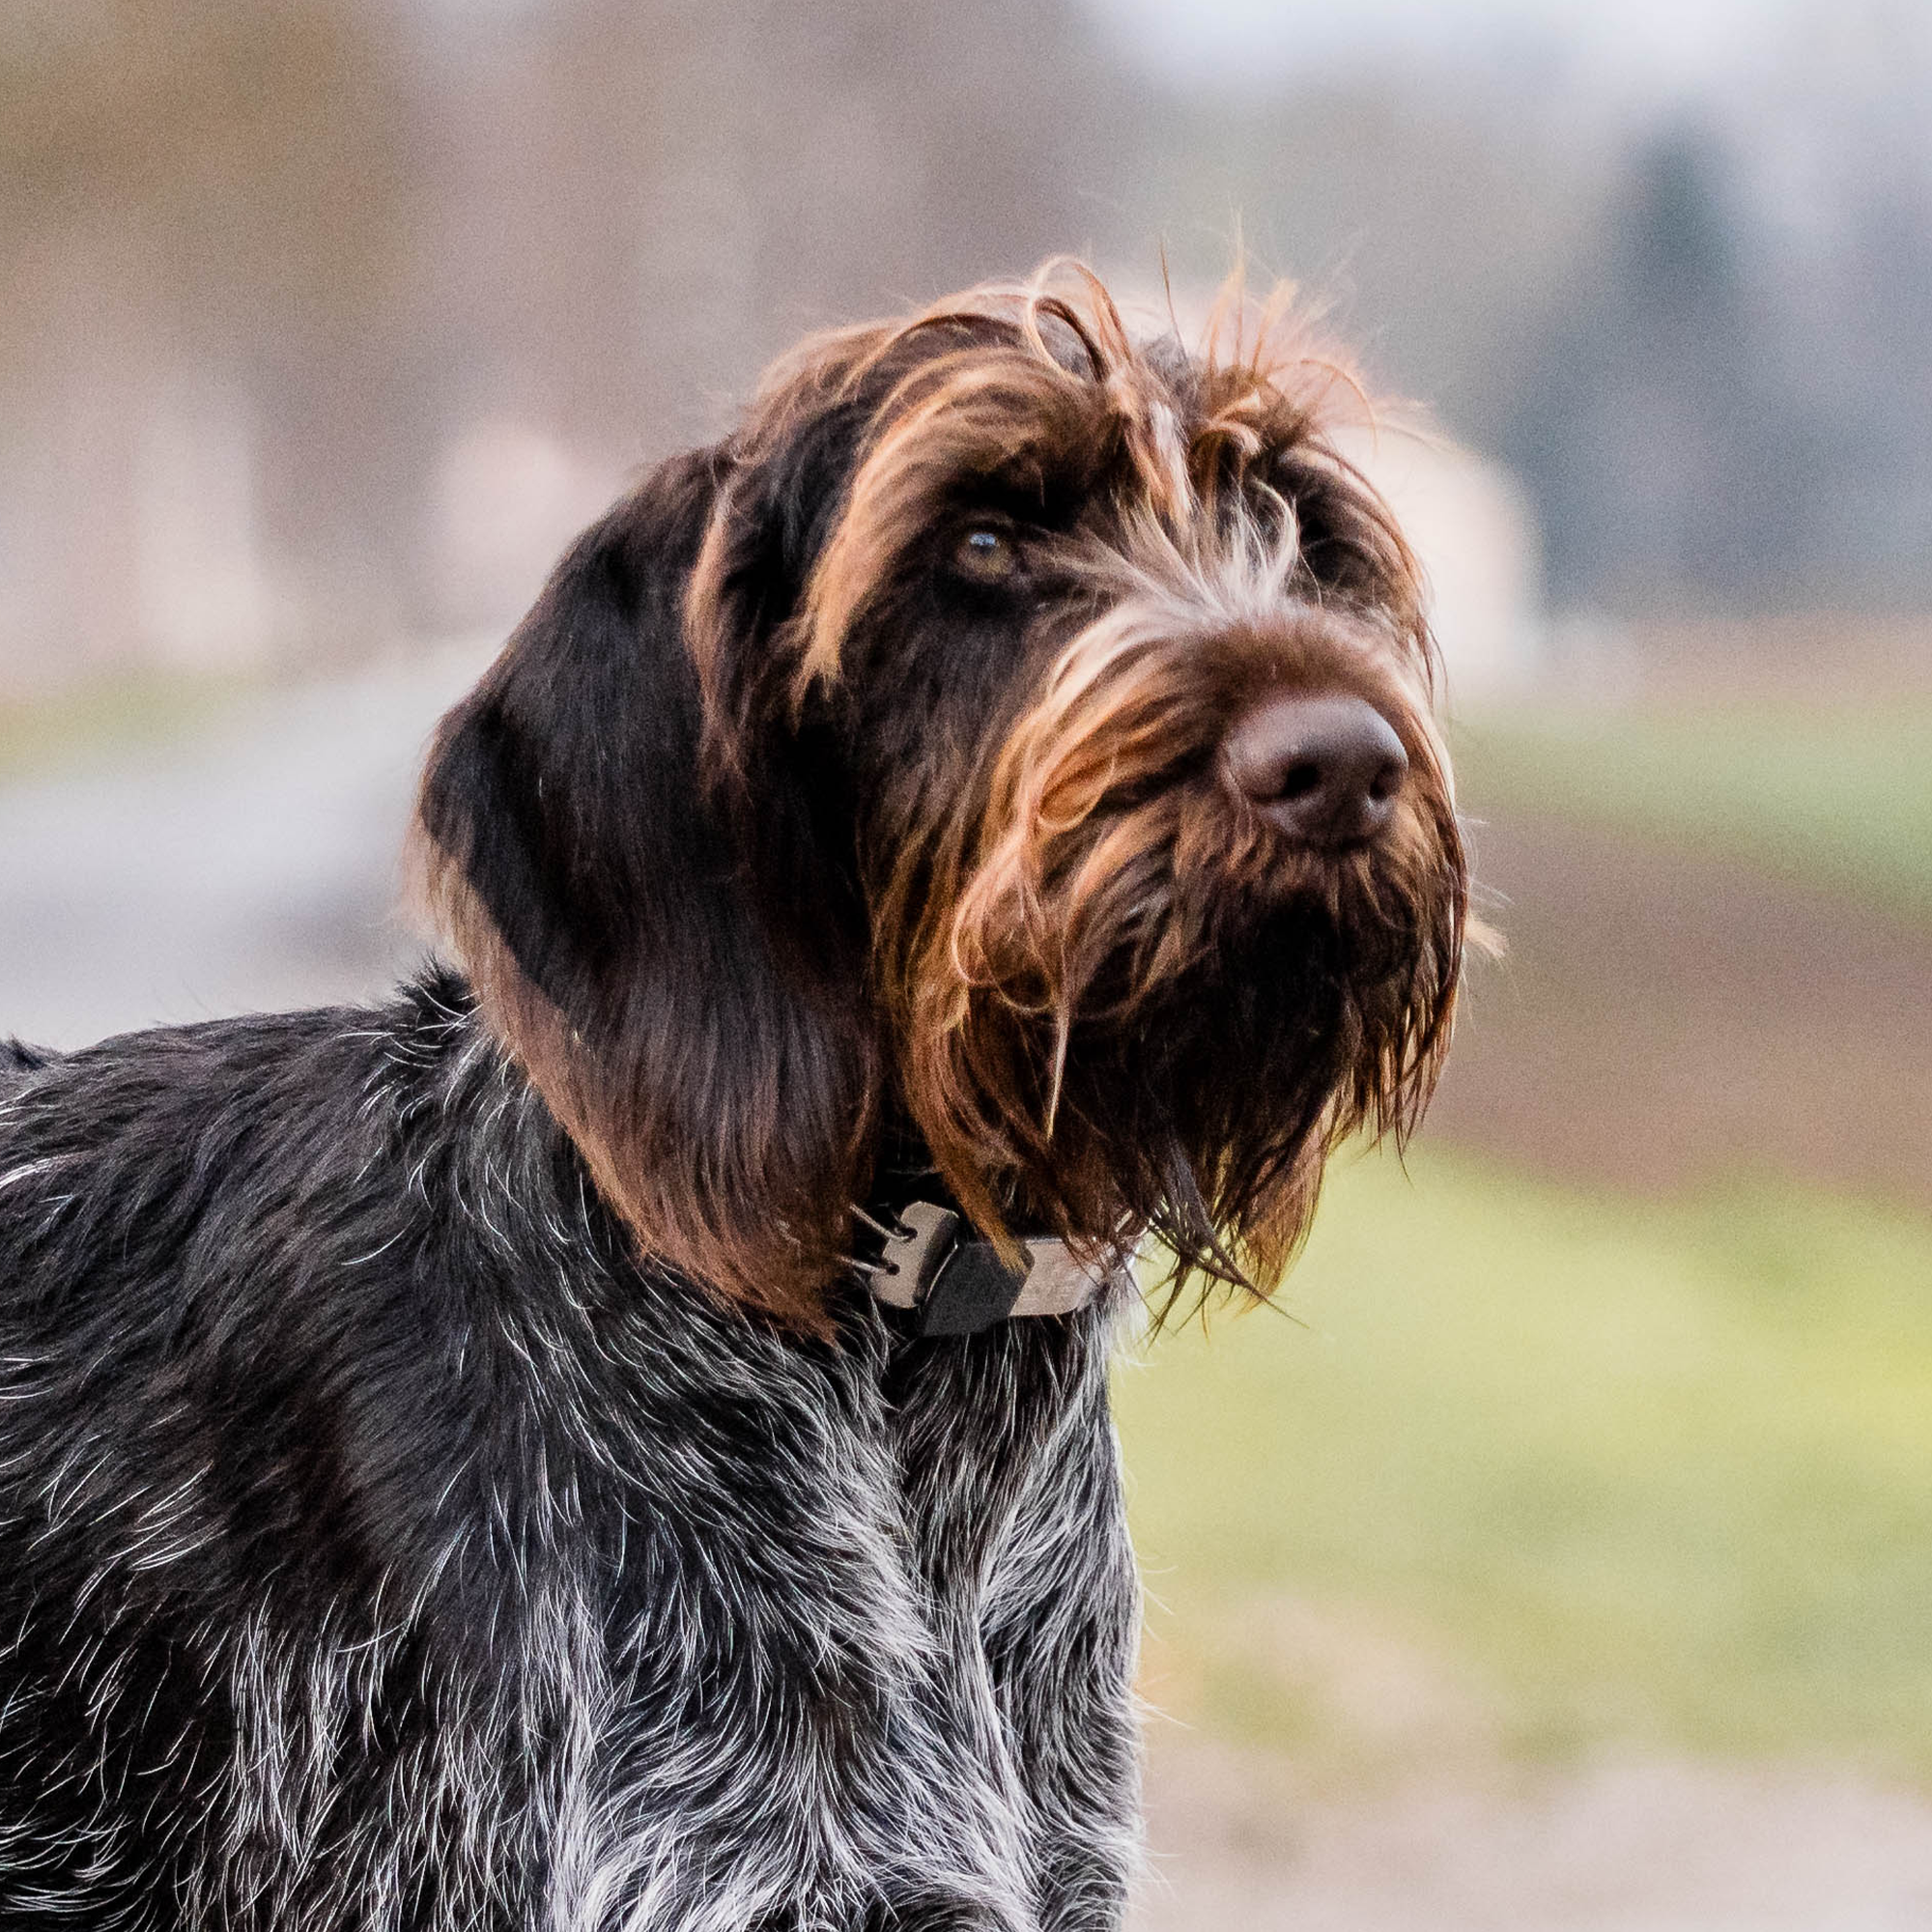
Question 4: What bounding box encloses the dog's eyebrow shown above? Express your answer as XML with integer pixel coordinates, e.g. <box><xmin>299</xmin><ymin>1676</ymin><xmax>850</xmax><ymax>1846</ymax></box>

<box><xmin>944</xmin><ymin>467</ymin><xmax>1083</xmax><ymax>526</ymax></box>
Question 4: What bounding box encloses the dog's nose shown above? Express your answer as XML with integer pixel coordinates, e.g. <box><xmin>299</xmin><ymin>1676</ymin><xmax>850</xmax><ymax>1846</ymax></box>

<box><xmin>1222</xmin><ymin>692</ymin><xmax>1408</xmax><ymax>846</ymax></box>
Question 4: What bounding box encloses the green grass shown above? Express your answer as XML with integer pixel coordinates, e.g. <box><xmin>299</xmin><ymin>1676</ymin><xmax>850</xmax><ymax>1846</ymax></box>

<box><xmin>1451</xmin><ymin>700</ymin><xmax>1932</xmax><ymax>923</ymax></box>
<box><xmin>1116</xmin><ymin>1151</ymin><xmax>1932</xmax><ymax>1782</ymax></box>
<box><xmin>0</xmin><ymin>668</ymin><xmax>255</xmax><ymax>781</ymax></box>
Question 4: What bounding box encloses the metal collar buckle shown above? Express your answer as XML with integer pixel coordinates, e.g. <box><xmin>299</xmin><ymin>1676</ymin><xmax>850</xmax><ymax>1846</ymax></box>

<box><xmin>861</xmin><ymin>1201</ymin><xmax>1117</xmax><ymax>1336</ymax></box>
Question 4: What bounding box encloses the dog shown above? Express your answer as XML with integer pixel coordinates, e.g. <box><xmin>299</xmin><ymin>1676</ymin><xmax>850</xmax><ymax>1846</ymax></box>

<box><xmin>0</xmin><ymin>265</ymin><xmax>1467</xmax><ymax>1930</ymax></box>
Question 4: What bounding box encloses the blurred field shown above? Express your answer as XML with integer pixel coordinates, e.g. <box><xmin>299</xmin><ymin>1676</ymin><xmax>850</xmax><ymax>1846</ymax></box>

<box><xmin>1428</xmin><ymin>691</ymin><xmax>1932</xmax><ymax>1212</ymax></box>
<box><xmin>1454</xmin><ymin>697</ymin><xmax>1932</xmax><ymax>924</ymax></box>
<box><xmin>1118</xmin><ymin>658</ymin><xmax>1932</xmax><ymax>1922</ymax></box>
<box><xmin>1124</xmin><ymin>663</ymin><xmax>1932</xmax><ymax>1692</ymax></box>
<box><xmin>1120</xmin><ymin>1149</ymin><xmax>1932</xmax><ymax>1783</ymax></box>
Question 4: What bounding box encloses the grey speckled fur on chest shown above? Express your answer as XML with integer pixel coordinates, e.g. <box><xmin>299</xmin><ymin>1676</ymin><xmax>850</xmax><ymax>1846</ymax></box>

<box><xmin>0</xmin><ymin>977</ymin><xmax>1142</xmax><ymax>1931</ymax></box>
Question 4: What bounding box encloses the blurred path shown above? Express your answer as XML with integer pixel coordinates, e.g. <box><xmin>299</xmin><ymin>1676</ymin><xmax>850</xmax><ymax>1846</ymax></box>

<box><xmin>0</xmin><ymin>644</ymin><xmax>492</xmax><ymax>1050</ymax></box>
<box><xmin>1428</xmin><ymin>812</ymin><xmax>1932</xmax><ymax>1212</ymax></box>
<box><xmin>1137</xmin><ymin>1739</ymin><xmax>1932</xmax><ymax>1932</ymax></box>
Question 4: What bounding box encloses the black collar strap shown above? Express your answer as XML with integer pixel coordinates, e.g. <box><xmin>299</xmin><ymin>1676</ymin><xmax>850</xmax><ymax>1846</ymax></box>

<box><xmin>859</xmin><ymin>1201</ymin><xmax>1124</xmax><ymax>1336</ymax></box>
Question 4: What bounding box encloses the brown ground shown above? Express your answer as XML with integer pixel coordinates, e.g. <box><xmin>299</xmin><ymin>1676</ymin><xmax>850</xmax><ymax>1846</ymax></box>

<box><xmin>1424</xmin><ymin>809</ymin><xmax>1932</xmax><ymax>1211</ymax></box>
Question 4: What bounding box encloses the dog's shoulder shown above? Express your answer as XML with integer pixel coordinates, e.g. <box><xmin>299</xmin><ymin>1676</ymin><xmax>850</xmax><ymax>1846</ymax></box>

<box><xmin>0</xmin><ymin>967</ymin><xmax>577</xmax><ymax>1546</ymax></box>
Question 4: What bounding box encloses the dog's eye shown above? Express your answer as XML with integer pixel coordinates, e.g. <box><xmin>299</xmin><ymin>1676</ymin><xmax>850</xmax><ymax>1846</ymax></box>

<box><xmin>953</xmin><ymin>525</ymin><xmax>1019</xmax><ymax>583</ymax></box>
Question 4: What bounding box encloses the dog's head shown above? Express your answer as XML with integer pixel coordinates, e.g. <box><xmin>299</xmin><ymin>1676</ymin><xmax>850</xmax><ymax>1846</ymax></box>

<box><xmin>416</xmin><ymin>265</ymin><xmax>1468</xmax><ymax>1329</ymax></box>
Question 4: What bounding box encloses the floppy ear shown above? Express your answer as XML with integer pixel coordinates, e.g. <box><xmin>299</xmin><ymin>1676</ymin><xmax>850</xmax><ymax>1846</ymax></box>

<box><xmin>414</xmin><ymin>445</ymin><xmax>876</xmax><ymax>1329</ymax></box>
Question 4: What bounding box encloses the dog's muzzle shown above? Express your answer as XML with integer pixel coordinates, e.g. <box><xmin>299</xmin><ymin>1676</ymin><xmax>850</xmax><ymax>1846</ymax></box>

<box><xmin>854</xmin><ymin>1201</ymin><xmax>1126</xmax><ymax>1336</ymax></box>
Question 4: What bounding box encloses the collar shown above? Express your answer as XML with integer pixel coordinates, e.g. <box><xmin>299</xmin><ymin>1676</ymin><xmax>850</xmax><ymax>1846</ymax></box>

<box><xmin>850</xmin><ymin>1199</ymin><xmax>1128</xmax><ymax>1336</ymax></box>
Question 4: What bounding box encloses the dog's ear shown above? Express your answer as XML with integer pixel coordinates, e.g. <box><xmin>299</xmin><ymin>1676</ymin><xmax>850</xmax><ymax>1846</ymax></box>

<box><xmin>414</xmin><ymin>446</ymin><xmax>876</xmax><ymax>1329</ymax></box>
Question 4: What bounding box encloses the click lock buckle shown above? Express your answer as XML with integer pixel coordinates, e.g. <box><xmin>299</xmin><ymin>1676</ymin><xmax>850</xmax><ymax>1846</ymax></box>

<box><xmin>860</xmin><ymin>1201</ymin><xmax>1119</xmax><ymax>1336</ymax></box>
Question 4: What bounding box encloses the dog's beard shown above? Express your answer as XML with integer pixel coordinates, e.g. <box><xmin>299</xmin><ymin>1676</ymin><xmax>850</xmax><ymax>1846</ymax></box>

<box><xmin>874</xmin><ymin>606</ymin><xmax>1466</xmax><ymax>1307</ymax></box>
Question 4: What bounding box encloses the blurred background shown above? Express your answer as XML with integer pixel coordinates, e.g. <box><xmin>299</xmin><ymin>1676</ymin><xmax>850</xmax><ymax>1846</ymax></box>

<box><xmin>3</xmin><ymin>1</ymin><xmax>1930</xmax><ymax>1923</ymax></box>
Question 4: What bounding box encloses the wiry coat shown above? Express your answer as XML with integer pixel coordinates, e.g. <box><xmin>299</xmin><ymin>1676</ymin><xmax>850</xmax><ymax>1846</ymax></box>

<box><xmin>0</xmin><ymin>987</ymin><xmax>1138</xmax><ymax>1929</ymax></box>
<box><xmin>0</xmin><ymin>266</ymin><xmax>1465</xmax><ymax>1929</ymax></box>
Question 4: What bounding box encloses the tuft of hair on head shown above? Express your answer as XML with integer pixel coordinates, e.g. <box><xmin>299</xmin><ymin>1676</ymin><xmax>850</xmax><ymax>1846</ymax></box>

<box><xmin>788</xmin><ymin>256</ymin><xmax>1429</xmax><ymax>686</ymax></box>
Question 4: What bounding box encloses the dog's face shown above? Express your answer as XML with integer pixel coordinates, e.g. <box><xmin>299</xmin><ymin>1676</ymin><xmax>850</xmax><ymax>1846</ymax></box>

<box><xmin>417</xmin><ymin>268</ymin><xmax>1468</xmax><ymax>1329</ymax></box>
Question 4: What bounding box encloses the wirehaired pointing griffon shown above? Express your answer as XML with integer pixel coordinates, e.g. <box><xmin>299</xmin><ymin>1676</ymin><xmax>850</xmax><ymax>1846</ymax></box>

<box><xmin>0</xmin><ymin>266</ymin><xmax>1468</xmax><ymax>1929</ymax></box>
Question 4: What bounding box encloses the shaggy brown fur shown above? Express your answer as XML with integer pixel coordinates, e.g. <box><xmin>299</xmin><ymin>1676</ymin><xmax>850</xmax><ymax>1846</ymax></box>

<box><xmin>416</xmin><ymin>262</ymin><xmax>1469</xmax><ymax>1330</ymax></box>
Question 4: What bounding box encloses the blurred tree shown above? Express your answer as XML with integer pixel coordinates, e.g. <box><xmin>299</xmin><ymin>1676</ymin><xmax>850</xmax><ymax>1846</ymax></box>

<box><xmin>1497</xmin><ymin>125</ymin><xmax>1922</xmax><ymax>617</ymax></box>
<box><xmin>1502</xmin><ymin>128</ymin><xmax>1769</xmax><ymax>611</ymax></box>
<box><xmin>480</xmin><ymin>0</ymin><xmax>1119</xmax><ymax>450</ymax></box>
<box><xmin>0</xmin><ymin>0</ymin><xmax>423</xmax><ymax>664</ymax></box>
<box><xmin>1101</xmin><ymin>77</ymin><xmax>1606</xmax><ymax>438</ymax></box>
<box><xmin>8</xmin><ymin>0</ymin><xmax>1929</xmax><ymax>679</ymax></box>
<box><xmin>1</xmin><ymin>0</ymin><xmax>1131</xmax><ymax>672</ymax></box>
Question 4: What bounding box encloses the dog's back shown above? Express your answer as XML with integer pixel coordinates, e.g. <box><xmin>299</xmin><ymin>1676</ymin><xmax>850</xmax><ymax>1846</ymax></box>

<box><xmin>1</xmin><ymin>1037</ymin><xmax>52</xmax><ymax>1098</ymax></box>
